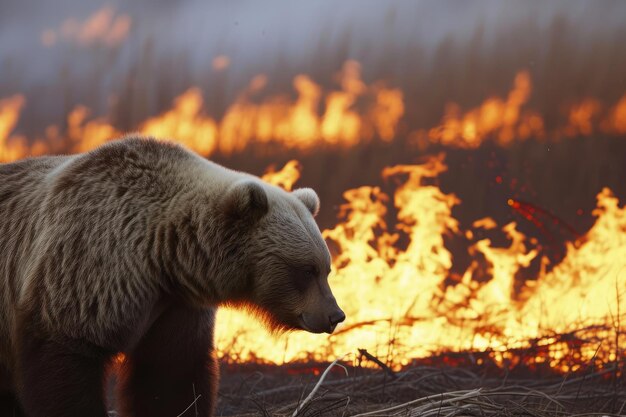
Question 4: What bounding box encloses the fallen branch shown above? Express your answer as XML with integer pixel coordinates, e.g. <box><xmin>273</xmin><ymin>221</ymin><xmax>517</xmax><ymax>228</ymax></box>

<box><xmin>292</xmin><ymin>354</ymin><xmax>349</xmax><ymax>417</ymax></box>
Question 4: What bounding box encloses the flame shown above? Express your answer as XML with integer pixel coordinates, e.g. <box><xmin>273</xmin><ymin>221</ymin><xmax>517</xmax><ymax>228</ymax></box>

<box><xmin>0</xmin><ymin>95</ymin><xmax>29</xmax><ymax>162</ymax></box>
<box><xmin>140</xmin><ymin>61</ymin><xmax>404</xmax><ymax>155</ymax></box>
<box><xmin>602</xmin><ymin>95</ymin><xmax>626</xmax><ymax>134</ymax></box>
<box><xmin>42</xmin><ymin>6</ymin><xmax>132</xmax><ymax>48</ymax></box>
<box><xmin>67</xmin><ymin>106</ymin><xmax>120</xmax><ymax>152</ymax></box>
<box><xmin>563</xmin><ymin>99</ymin><xmax>602</xmax><ymax>137</ymax></box>
<box><xmin>215</xmin><ymin>155</ymin><xmax>625</xmax><ymax>371</ymax></box>
<box><xmin>2</xmin><ymin>65</ymin><xmax>626</xmax><ymax>161</ymax></box>
<box><xmin>141</xmin><ymin>88</ymin><xmax>218</xmax><ymax>155</ymax></box>
<box><xmin>411</xmin><ymin>72</ymin><xmax>626</xmax><ymax>148</ymax></box>
<box><xmin>1</xmin><ymin>61</ymin><xmax>626</xmax><ymax>371</ymax></box>
<box><xmin>414</xmin><ymin>72</ymin><xmax>545</xmax><ymax>148</ymax></box>
<box><xmin>1</xmin><ymin>71</ymin><xmax>625</xmax><ymax>370</ymax></box>
<box><xmin>261</xmin><ymin>160</ymin><xmax>301</xmax><ymax>191</ymax></box>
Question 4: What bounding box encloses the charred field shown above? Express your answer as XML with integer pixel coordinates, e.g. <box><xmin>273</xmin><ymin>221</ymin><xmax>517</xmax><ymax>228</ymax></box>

<box><xmin>215</xmin><ymin>359</ymin><xmax>625</xmax><ymax>416</ymax></box>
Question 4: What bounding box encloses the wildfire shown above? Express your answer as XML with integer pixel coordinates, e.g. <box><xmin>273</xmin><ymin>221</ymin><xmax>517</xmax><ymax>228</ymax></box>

<box><xmin>2</xmin><ymin>65</ymin><xmax>626</xmax><ymax>162</ymax></box>
<box><xmin>410</xmin><ymin>72</ymin><xmax>626</xmax><ymax>149</ymax></box>
<box><xmin>0</xmin><ymin>95</ymin><xmax>29</xmax><ymax>162</ymax></box>
<box><xmin>135</xmin><ymin>61</ymin><xmax>402</xmax><ymax>156</ymax></box>
<box><xmin>217</xmin><ymin>156</ymin><xmax>626</xmax><ymax>371</ymax></box>
<box><xmin>261</xmin><ymin>160</ymin><xmax>301</xmax><ymax>191</ymax></box>
<box><xmin>414</xmin><ymin>72</ymin><xmax>545</xmax><ymax>148</ymax></box>
<box><xmin>602</xmin><ymin>95</ymin><xmax>626</xmax><ymax>134</ymax></box>
<box><xmin>1</xmin><ymin>62</ymin><xmax>625</xmax><ymax>372</ymax></box>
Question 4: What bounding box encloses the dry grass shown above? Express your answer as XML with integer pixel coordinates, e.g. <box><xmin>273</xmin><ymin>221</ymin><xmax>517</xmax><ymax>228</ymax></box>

<box><xmin>216</xmin><ymin>359</ymin><xmax>625</xmax><ymax>416</ymax></box>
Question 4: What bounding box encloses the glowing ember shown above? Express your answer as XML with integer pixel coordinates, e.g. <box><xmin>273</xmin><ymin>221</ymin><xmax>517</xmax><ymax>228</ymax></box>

<box><xmin>216</xmin><ymin>156</ymin><xmax>625</xmax><ymax>371</ymax></box>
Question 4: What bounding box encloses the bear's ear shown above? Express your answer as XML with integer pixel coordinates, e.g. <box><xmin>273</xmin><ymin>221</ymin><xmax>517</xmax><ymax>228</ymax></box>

<box><xmin>223</xmin><ymin>180</ymin><xmax>269</xmax><ymax>222</ymax></box>
<box><xmin>292</xmin><ymin>188</ymin><xmax>320</xmax><ymax>217</ymax></box>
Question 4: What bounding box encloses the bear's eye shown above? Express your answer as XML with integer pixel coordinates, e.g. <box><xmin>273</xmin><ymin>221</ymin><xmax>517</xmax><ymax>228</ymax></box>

<box><xmin>303</xmin><ymin>266</ymin><xmax>318</xmax><ymax>278</ymax></box>
<box><xmin>291</xmin><ymin>266</ymin><xmax>317</xmax><ymax>292</ymax></box>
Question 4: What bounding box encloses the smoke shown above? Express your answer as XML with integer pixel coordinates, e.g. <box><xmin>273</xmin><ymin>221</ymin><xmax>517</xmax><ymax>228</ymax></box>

<box><xmin>1</xmin><ymin>0</ymin><xmax>625</xmax><ymax>133</ymax></box>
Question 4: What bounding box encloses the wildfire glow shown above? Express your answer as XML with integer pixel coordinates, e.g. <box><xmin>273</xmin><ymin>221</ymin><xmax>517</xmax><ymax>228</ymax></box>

<box><xmin>2</xmin><ymin>66</ymin><xmax>626</xmax><ymax>163</ymax></box>
<box><xmin>0</xmin><ymin>95</ymin><xmax>29</xmax><ymax>162</ymax></box>
<box><xmin>41</xmin><ymin>6</ymin><xmax>132</xmax><ymax>48</ymax></box>
<box><xmin>414</xmin><ymin>71</ymin><xmax>545</xmax><ymax>147</ymax></box>
<box><xmin>1</xmin><ymin>63</ymin><xmax>625</xmax><ymax>372</ymax></box>
<box><xmin>138</xmin><ymin>61</ymin><xmax>403</xmax><ymax>156</ymax></box>
<box><xmin>217</xmin><ymin>156</ymin><xmax>626</xmax><ymax>371</ymax></box>
<box><xmin>261</xmin><ymin>160</ymin><xmax>301</xmax><ymax>191</ymax></box>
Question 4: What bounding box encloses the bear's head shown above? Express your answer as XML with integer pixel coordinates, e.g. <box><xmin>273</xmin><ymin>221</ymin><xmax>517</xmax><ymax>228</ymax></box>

<box><xmin>221</xmin><ymin>179</ymin><xmax>345</xmax><ymax>334</ymax></box>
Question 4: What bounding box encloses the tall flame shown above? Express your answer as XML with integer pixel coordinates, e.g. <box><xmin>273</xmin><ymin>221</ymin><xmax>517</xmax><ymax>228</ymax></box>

<box><xmin>217</xmin><ymin>156</ymin><xmax>625</xmax><ymax>371</ymax></box>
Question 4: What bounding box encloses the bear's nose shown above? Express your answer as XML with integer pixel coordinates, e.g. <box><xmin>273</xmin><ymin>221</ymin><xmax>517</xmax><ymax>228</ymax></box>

<box><xmin>329</xmin><ymin>310</ymin><xmax>346</xmax><ymax>327</ymax></box>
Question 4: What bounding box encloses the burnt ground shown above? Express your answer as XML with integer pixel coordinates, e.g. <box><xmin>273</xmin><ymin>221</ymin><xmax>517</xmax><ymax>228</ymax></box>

<box><xmin>215</xmin><ymin>358</ymin><xmax>625</xmax><ymax>417</ymax></box>
<box><xmin>103</xmin><ymin>323</ymin><xmax>626</xmax><ymax>416</ymax></box>
<box><xmin>102</xmin><ymin>349</ymin><xmax>624</xmax><ymax>416</ymax></box>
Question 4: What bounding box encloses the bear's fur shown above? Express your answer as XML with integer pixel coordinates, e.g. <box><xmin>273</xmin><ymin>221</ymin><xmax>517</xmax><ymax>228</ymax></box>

<box><xmin>0</xmin><ymin>137</ymin><xmax>344</xmax><ymax>417</ymax></box>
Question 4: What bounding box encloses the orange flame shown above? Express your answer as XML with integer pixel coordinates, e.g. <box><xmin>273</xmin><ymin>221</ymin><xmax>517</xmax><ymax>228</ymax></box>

<box><xmin>141</xmin><ymin>88</ymin><xmax>218</xmax><ymax>155</ymax></box>
<box><xmin>261</xmin><ymin>160</ymin><xmax>301</xmax><ymax>191</ymax></box>
<box><xmin>0</xmin><ymin>95</ymin><xmax>29</xmax><ymax>162</ymax></box>
<box><xmin>2</xmin><ymin>71</ymin><xmax>625</xmax><ymax>370</ymax></box>
<box><xmin>140</xmin><ymin>61</ymin><xmax>404</xmax><ymax>155</ymax></box>
<box><xmin>216</xmin><ymin>156</ymin><xmax>625</xmax><ymax>371</ymax></box>
<box><xmin>412</xmin><ymin>71</ymin><xmax>626</xmax><ymax>148</ymax></box>
<box><xmin>563</xmin><ymin>99</ymin><xmax>603</xmax><ymax>137</ymax></box>
<box><xmin>2</xmin><ymin>65</ymin><xmax>626</xmax><ymax>161</ymax></box>
<box><xmin>602</xmin><ymin>95</ymin><xmax>626</xmax><ymax>134</ymax></box>
<box><xmin>413</xmin><ymin>72</ymin><xmax>544</xmax><ymax>148</ymax></box>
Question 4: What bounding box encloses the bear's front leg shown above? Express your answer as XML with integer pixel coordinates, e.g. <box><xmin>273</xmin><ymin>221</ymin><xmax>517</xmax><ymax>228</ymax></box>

<box><xmin>16</xmin><ymin>324</ymin><xmax>110</xmax><ymax>417</ymax></box>
<box><xmin>1</xmin><ymin>365</ymin><xmax>24</xmax><ymax>417</ymax></box>
<box><xmin>116</xmin><ymin>305</ymin><xmax>218</xmax><ymax>417</ymax></box>
<box><xmin>0</xmin><ymin>391</ymin><xmax>24</xmax><ymax>417</ymax></box>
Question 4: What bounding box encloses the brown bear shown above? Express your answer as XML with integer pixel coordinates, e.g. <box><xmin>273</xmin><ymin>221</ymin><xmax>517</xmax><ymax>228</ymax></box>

<box><xmin>0</xmin><ymin>136</ymin><xmax>345</xmax><ymax>417</ymax></box>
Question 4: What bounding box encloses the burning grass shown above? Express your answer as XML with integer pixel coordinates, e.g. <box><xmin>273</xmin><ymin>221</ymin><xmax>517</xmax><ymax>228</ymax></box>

<box><xmin>2</xmin><ymin>66</ymin><xmax>626</xmax><ymax>163</ymax></box>
<box><xmin>213</xmin><ymin>153</ymin><xmax>626</xmax><ymax>370</ymax></box>
<box><xmin>210</xmin><ymin>312</ymin><xmax>626</xmax><ymax>415</ymax></box>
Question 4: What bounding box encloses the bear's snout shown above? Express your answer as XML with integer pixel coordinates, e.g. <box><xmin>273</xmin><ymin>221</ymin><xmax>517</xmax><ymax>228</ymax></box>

<box><xmin>328</xmin><ymin>308</ymin><xmax>346</xmax><ymax>333</ymax></box>
<box><xmin>299</xmin><ymin>298</ymin><xmax>345</xmax><ymax>334</ymax></box>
